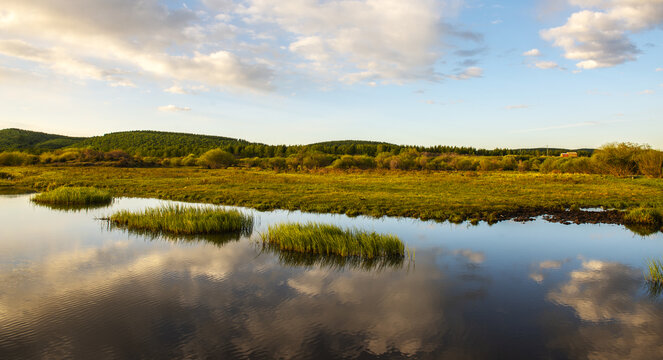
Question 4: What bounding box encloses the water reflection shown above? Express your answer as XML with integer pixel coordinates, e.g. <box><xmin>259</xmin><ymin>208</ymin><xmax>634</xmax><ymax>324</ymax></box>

<box><xmin>31</xmin><ymin>200</ymin><xmax>115</xmax><ymax>212</ymax></box>
<box><xmin>545</xmin><ymin>260</ymin><xmax>663</xmax><ymax>359</ymax></box>
<box><xmin>2</xmin><ymin>195</ymin><xmax>663</xmax><ymax>359</ymax></box>
<box><xmin>258</xmin><ymin>243</ymin><xmax>409</xmax><ymax>272</ymax></box>
<box><xmin>104</xmin><ymin>220</ymin><xmax>246</xmax><ymax>247</ymax></box>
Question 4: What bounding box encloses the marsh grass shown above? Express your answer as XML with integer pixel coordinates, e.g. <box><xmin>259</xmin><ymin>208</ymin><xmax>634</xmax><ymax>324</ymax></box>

<box><xmin>261</xmin><ymin>222</ymin><xmax>405</xmax><ymax>258</ymax></box>
<box><xmin>32</xmin><ymin>186</ymin><xmax>113</xmax><ymax>206</ymax></box>
<box><xmin>108</xmin><ymin>205</ymin><xmax>254</xmax><ymax>236</ymax></box>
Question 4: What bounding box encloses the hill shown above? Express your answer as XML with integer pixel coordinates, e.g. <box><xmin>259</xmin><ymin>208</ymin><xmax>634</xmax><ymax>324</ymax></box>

<box><xmin>73</xmin><ymin>130</ymin><xmax>253</xmax><ymax>157</ymax></box>
<box><xmin>0</xmin><ymin>128</ymin><xmax>85</xmax><ymax>152</ymax></box>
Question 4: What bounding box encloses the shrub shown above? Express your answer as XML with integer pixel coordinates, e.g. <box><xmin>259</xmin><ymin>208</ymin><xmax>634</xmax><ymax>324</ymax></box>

<box><xmin>636</xmin><ymin>149</ymin><xmax>663</xmax><ymax>178</ymax></box>
<box><xmin>592</xmin><ymin>142</ymin><xmax>644</xmax><ymax>176</ymax></box>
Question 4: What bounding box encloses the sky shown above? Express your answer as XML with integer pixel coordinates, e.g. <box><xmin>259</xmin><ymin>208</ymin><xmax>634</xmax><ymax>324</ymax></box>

<box><xmin>0</xmin><ymin>0</ymin><xmax>661</xmax><ymax>149</ymax></box>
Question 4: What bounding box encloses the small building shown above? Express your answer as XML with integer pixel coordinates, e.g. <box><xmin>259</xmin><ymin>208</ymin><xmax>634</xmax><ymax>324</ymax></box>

<box><xmin>560</xmin><ymin>152</ymin><xmax>578</xmax><ymax>158</ymax></box>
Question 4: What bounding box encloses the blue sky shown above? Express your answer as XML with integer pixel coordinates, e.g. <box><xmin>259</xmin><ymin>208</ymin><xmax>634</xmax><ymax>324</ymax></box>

<box><xmin>0</xmin><ymin>0</ymin><xmax>661</xmax><ymax>148</ymax></box>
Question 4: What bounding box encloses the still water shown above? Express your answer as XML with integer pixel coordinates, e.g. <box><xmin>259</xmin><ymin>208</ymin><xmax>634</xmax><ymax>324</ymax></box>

<box><xmin>1</xmin><ymin>194</ymin><xmax>663</xmax><ymax>359</ymax></box>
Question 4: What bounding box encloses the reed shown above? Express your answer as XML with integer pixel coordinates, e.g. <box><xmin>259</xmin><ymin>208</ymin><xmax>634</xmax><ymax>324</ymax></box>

<box><xmin>108</xmin><ymin>205</ymin><xmax>253</xmax><ymax>235</ymax></box>
<box><xmin>646</xmin><ymin>259</ymin><xmax>663</xmax><ymax>283</ymax></box>
<box><xmin>32</xmin><ymin>186</ymin><xmax>113</xmax><ymax>206</ymax></box>
<box><xmin>261</xmin><ymin>222</ymin><xmax>404</xmax><ymax>258</ymax></box>
<box><xmin>262</xmin><ymin>246</ymin><xmax>407</xmax><ymax>271</ymax></box>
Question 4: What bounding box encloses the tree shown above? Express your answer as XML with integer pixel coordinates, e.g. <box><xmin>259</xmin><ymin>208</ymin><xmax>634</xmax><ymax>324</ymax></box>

<box><xmin>198</xmin><ymin>149</ymin><xmax>235</xmax><ymax>169</ymax></box>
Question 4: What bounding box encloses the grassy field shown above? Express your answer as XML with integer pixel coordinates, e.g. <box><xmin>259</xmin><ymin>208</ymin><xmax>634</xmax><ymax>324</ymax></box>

<box><xmin>2</xmin><ymin>166</ymin><xmax>663</xmax><ymax>228</ymax></box>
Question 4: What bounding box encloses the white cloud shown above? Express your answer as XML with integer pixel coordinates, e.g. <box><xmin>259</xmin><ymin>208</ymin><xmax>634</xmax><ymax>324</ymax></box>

<box><xmin>639</xmin><ymin>89</ymin><xmax>655</xmax><ymax>95</ymax></box>
<box><xmin>238</xmin><ymin>0</ymin><xmax>457</xmax><ymax>84</ymax></box>
<box><xmin>0</xmin><ymin>39</ymin><xmax>135</xmax><ymax>87</ymax></box>
<box><xmin>449</xmin><ymin>66</ymin><xmax>483</xmax><ymax>80</ymax></box>
<box><xmin>523</xmin><ymin>48</ymin><xmax>541</xmax><ymax>57</ymax></box>
<box><xmin>657</xmin><ymin>68</ymin><xmax>663</xmax><ymax>72</ymax></box>
<box><xmin>0</xmin><ymin>0</ymin><xmax>273</xmax><ymax>91</ymax></box>
<box><xmin>505</xmin><ymin>104</ymin><xmax>529</xmax><ymax>110</ymax></box>
<box><xmin>534</xmin><ymin>60</ymin><xmax>560</xmax><ymax>69</ymax></box>
<box><xmin>158</xmin><ymin>105</ymin><xmax>191</xmax><ymax>112</ymax></box>
<box><xmin>164</xmin><ymin>85</ymin><xmax>209</xmax><ymax>95</ymax></box>
<box><xmin>541</xmin><ymin>0</ymin><xmax>663</xmax><ymax>69</ymax></box>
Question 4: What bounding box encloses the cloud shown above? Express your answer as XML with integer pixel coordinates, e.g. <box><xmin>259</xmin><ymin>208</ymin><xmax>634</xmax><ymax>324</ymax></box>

<box><xmin>0</xmin><ymin>39</ymin><xmax>135</xmax><ymax>87</ymax></box>
<box><xmin>639</xmin><ymin>89</ymin><xmax>655</xmax><ymax>95</ymax></box>
<box><xmin>541</xmin><ymin>0</ymin><xmax>663</xmax><ymax>69</ymax></box>
<box><xmin>238</xmin><ymin>0</ymin><xmax>466</xmax><ymax>84</ymax></box>
<box><xmin>158</xmin><ymin>105</ymin><xmax>191</xmax><ymax>112</ymax></box>
<box><xmin>165</xmin><ymin>85</ymin><xmax>209</xmax><ymax>95</ymax></box>
<box><xmin>534</xmin><ymin>61</ymin><xmax>560</xmax><ymax>69</ymax></box>
<box><xmin>657</xmin><ymin>68</ymin><xmax>663</xmax><ymax>72</ymax></box>
<box><xmin>449</xmin><ymin>66</ymin><xmax>483</xmax><ymax>80</ymax></box>
<box><xmin>505</xmin><ymin>104</ymin><xmax>529</xmax><ymax>110</ymax></box>
<box><xmin>0</xmin><ymin>0</ymin><xmax>273</xmax><ymax>91</ymax></box>
<box><xmin>523</xmin><ymin>48</ymin><xmax>541</xmax><ymax>57</ymax></box>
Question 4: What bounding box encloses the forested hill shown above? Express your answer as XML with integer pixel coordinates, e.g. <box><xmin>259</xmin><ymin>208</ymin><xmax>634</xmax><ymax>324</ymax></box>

<box><xmin>1</xmin><ymin>128</ymin><xmax>594</xmax><ymax>157</ymax></box>
<box><xmin>72</xmin><ymin>131</ymin><xmax>253</xmax><ymax>157</ymax></box>
<box><xmin>0</xmin><ymin>128</ymin><xmax>85</xmax><ymax>152</ymax></box>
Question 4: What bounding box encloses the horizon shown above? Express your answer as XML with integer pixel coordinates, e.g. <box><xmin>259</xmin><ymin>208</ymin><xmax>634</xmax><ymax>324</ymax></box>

<box><xmin>0</xmin><ymin>1</ymin><xmax>661</xmax><ymax>149</ymax></box>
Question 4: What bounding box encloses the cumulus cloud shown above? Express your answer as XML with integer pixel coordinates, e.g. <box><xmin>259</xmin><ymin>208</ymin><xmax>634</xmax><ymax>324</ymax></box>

<box><xmin>523</xmin><ymin>48</ymin><xmax>541</xmax><ymax>57</ymax></box>
<box><xmin>0</xmin><ymin>0</ymin><xmax>273</xmax><ymax>91</ymax></box>
<box><xmin>158</xmin><ymin>105</ymin><xmax>191</xmax><ymax>112</ymax></box>
<box><xmin>534</xmin><ymin>60</ymin><xmax>560</xmax><ymax>69</ymax></box>
<box><xmin>0</xmin><ymin>0</ymin><xmax>481</xmax><ymax>89</ymax></box>
<box><xmin>541</xmin><ymin>0</ymin><xmax>663</xmax><ymax>69</ymax></box>
<box><xmin>238</xmin><ymin>0</ymin><xmax>466</xmax><ymax>84</ymax></box>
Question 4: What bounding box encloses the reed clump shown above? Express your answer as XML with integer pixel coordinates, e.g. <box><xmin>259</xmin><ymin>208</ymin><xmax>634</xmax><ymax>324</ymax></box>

<box><xmin>32</xmin><ymin>186</ymin><xmax>113</xmax><ymax>206</ymax></box>
<box><xmin>646</xmin><ymin>259</ymin><xmax>663</xmax><ymax>296</ymax></box>
<box><xmin>261</xmin><ymin>222</ymin><xmax>404</xmax><ymax>258</ymax></box>
<box><xmin>108</xmin><ymin>205</ymin><xmax>253</xmax><ymax>235</ymax></box>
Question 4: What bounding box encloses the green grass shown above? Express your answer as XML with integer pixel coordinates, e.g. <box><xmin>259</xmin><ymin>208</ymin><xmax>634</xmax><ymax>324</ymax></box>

<box><xmin>646</xmin><ymin>259</ymin><xmax>663</xmax><ymax>297</ymax></box>
<box><xmin>3</xmin><ymin>167</ymin><xmax>663</xmax><ymax>230</ymax></box>
<box><xmin>31</xmin><ymin>186</ymin><xmax>113</xmax><ymax>206</ymax></box>
<box><xmin>624</xmin><ymin>208</ymin><xmax>663</xmax><ymax>226</ymax></box>
<box><xmin>108</xmin><ymin>205</ymin><xmax>254</xmax><ymax>236</ymax></box>
<box><xmin>261</xmin><ymin>222</ymin><xmax>404</xmax><ymax>258</ymax></box>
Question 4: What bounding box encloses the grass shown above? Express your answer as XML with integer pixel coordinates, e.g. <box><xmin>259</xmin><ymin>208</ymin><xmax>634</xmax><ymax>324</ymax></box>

<box><xmin>108</xmin><ymin>204</ymin><xmax>254</xmax><ymax>236</ymax></box>
<box><xmin>31</xmin><ymin>186</ymin><xmax>113</xmax><ymax>206</ymax></box>
<box><xmin>3</xmin><ymin>166</ymin><xmax>663</xmax><ymax>229</ymax></box>
<box><xmin>646</xmin><ymin>259</ymin><xmax>663</xmax><ymax>297</ymax></box>
<box><xmin>261</xmin><ymin>222</ymin><xmax>405</xmax><ymax>258</ymax></box>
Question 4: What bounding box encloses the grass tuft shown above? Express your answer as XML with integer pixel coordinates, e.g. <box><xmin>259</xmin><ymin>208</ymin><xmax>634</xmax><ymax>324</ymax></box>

<box><xmin>108</xmin><ymin>205</ymin><xmax>253</xmax><ymax>236</ymax></box>
<box><xmin>624</xmin><ymin>208</ymin><xmax>663</xmax><ymax>226</ymax></box>
<box><xmin>32</xmin><ymin>186</ymin><xmax>113</xmax><ymax>206</ymax></box>
<box><xmin>261</xmin><ymin>222</ymin><xmax>404</xmax><ymax>258</ymax></box>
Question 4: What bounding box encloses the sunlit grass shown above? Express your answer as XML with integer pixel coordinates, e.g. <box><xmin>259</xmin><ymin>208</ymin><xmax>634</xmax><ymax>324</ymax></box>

<box><xmin>32</xmin><ymin>186</ymin><xmax>113</xmax><ymax>206</ymax></box>
<box><xmin>261</xmin><ymin>245</ymin><xmax>408</xmax><ymax>271</ymax></box>
<box><xmin>261</xmin><ymin>222</ymin><xmax>405</xmax><ymax>258</ymax></box>
<box><xmin>108</xmin><ymin>205</ymin><xmax>254</xmax><ymax>235</ymax></box>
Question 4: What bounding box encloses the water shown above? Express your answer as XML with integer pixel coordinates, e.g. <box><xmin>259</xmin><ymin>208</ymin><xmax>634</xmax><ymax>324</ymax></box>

<box><xmin>1</xmin><ymin>194</ymin><xmax>662</xmax><ymax>359</ymax></box>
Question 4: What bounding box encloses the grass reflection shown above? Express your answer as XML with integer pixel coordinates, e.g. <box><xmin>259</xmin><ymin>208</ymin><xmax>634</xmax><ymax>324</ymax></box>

<box><xmin>258</xmin><ymin>243</ymin><xmax>411</xmax><ymax>272</ymax></box>
<box><xmin>103</xmin><ymin>221</ymin><xmax>247</xmax><ymax>247</ymax></box>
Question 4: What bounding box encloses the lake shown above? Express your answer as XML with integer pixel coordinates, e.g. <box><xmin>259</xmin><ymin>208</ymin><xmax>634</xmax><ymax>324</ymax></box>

<box><xmin>1</xmin><ymin>194</ymin><xmax>662</xmax><ymax>359</ymax></box>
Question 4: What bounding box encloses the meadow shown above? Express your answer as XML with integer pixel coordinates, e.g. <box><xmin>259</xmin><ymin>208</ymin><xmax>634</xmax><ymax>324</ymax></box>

<box><xmin>1</xmin><ymin>166</ymin><xmax>662</xmax><ymax>231</ymax></box>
